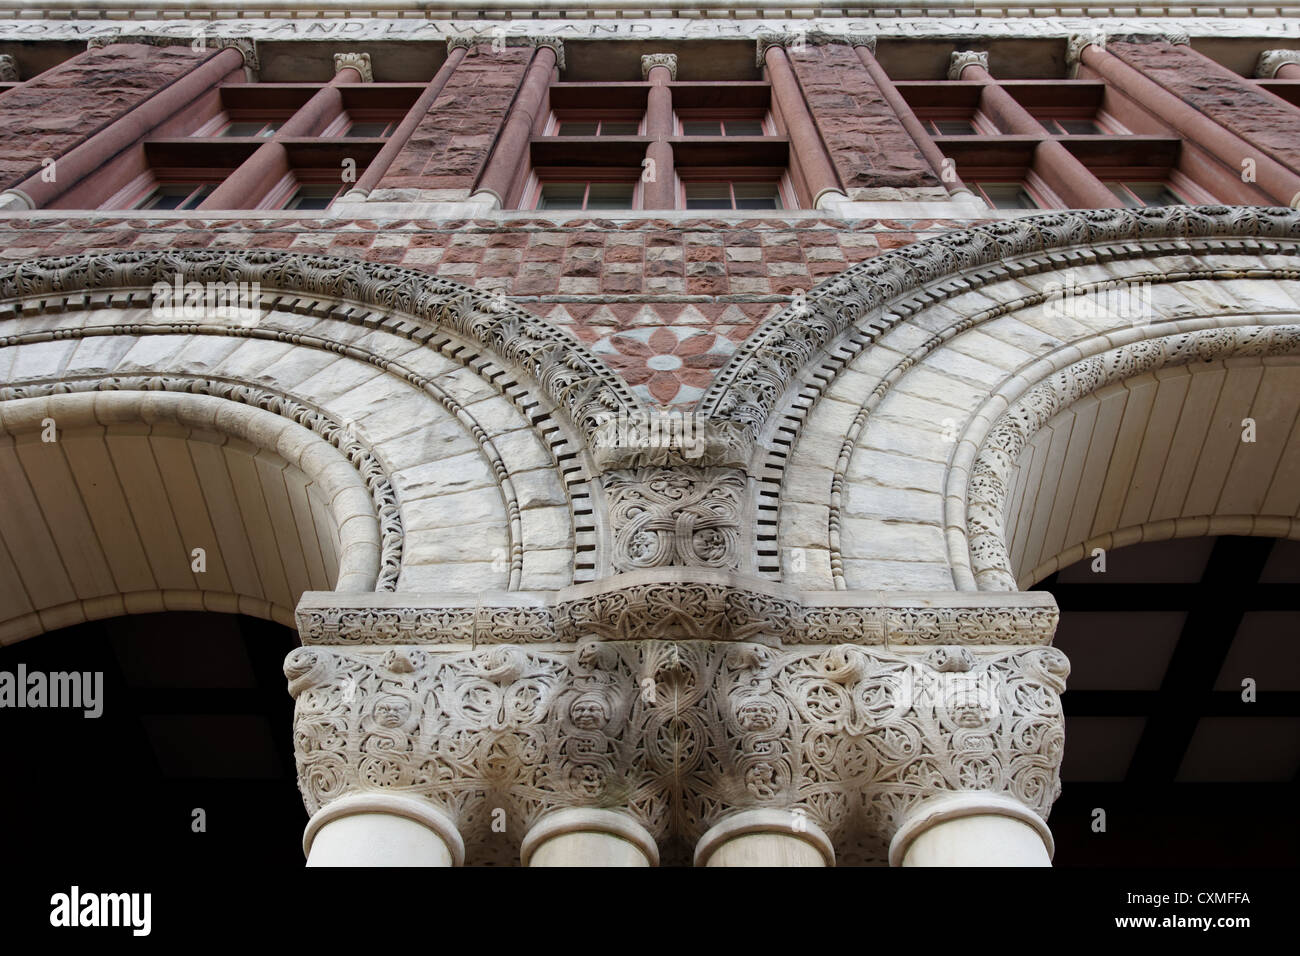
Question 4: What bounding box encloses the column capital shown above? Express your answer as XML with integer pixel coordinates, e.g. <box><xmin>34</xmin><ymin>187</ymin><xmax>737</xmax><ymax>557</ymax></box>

<box><xmin>212</xmin><ymin>37</ymin><xmax>260</xmax><ymax>72</ymax></box>
<box><xmin>446</xmin><ymin>35</ymin><xmax>476</xmax><ymax>52</ymax></box>
<box><xmin>845</xmin><ymin>34</ymin><xmax>877</xmax><ymax>54</ymax></box>
<box><xmin>1256</xmin><ymin>49</ymin><xmax>1300</xmax><ymax>78</ymax></box>
<box><xmin>756</xmin><ymin>33</ymin><xmax>803</xmax><ymax>68</ymax></box>
<box><xmin>0</xmin><ymin>54</ymin><xmax>16</xmax><ymax>82</ymax></box>
<box><xmin>640</xmin><ymin>53</ymin><xmax>678</xmax><ymax>81</ymax></box>
<box><xmin>1066</xmin><ymin>33</ymin><xmax>1105</xmax><ymax>68</ymax></box>
<box><xmin>531</xmin><ymin>36</ymin><xmax>565</xmax><ymax>72</ymax></box>
<box><xmin>1163</xmin><ymin>31</ymin><xmax>1192</xmax><ymax>47</ymax></box>
<box><xmin>948</xmin><ymin>50</ymin><xmax>989</xmax><ymax>81</ymax></box>
<box><xmin>333</xmin><ymin>52</ymin><xmax>372</xmax><ymax>82</ymax></box>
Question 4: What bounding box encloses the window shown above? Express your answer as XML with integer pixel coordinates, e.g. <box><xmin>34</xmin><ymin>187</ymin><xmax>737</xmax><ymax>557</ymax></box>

<box><xmin>926</xmin><ymin>119</ymin><xmax>978</xmax><ymax>136</ymax></box>
<box><xmin>343</xmin><ymin>121</ymin><xmax>397</xmax><ymax>138</ymax></box>
<box><xmin>555</xmin><ymin>119</ymin><xmax>641</xmax><ymax>136</ymax></box>
<box><xmin>684</xmin><ymin>181</ymin><xmax>782</xmax><ymax>210</ymax></box>
<box><xmin>680</xmin><ymin>118</ymin><xmax>767</xmax><ymax>137</ymax></box>
<box><xmin>536</xmin><ymin>181</ymin><xmax>636</xmax><ymax>210</ymax></box>
<box><xmin>219</xmin><ymin>120</ymin><xmax>281</xmax><ymax>138</ymax></box>
<box><xmin>1105</xmin><ymin>181</ymin><xmax>1188</xmax><ymax>208</ymax></box>
<box><xmin>284</xmin><ymin>185</ymin><xmax>346</xmax><ymax>210</ymax></box>
<box><xmin>135</xmin><ymin>184</ymin><xmax>216</xmax><ymax>210</ymax></box>
<box><xmin>1040</xmin><ymin>117</ymin><xmax>1104</xmax><ymax>136</ymax></box>
<box><xmin>971</xmin><ymin>181</ymin><xmax>1041</xmax><ymax>210</ymax></box>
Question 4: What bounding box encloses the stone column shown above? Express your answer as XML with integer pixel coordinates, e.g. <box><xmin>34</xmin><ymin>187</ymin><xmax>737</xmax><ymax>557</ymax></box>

<box><xmin>641</xmin><ymin>54</ymin><xmax>677</xmax><ymax>210</ymax></box>
<box><xmin>890</xmin><ymin>793</ymin><xmax>1053</xmax><ymax>867</ymax></box>
<box><xmin>471</xmin><ymin>38</ymin><xmax>562</xmax><ymax>209</ymax></box>
<box><xmin>950</xmin><ymin>51</ymin><xmax>1122</xmax><ymax>209</ymax></box>
<box><xmin>1257</xmin><ymin>50</ymin><xmax>1300</xmax><ymax>80</ymax></box>
<box><xmin>695</xmin><ymin>809</ymin><xmax>835</xmax><ymax>867</ymax></box>
<box><xmin>521</xmin><ymin>808</ymin><xmax>659</xmax><ymax>867</ymax></box>
<box><xmin>304</xmin><ymin>793</ymin><xmax>465</xmax><ymax>867</ymax></box>
<box><xmin>0</xmin><ymin>44</ymin><xmax>247</xmax><ymax>211</ymax></box>
<box><xmin>342</xmin><ymin>38</ymin><xmax>471</xmax><ymax>200</ymax></box>
<box><xmin>849</xmin><ymin>36</ymin><xmax>977</xmax><ymax>201</ymax></box>
<box><xmin>198</xmin><ymin>52</ymin><xmax>370</xmax><ymax>210</ymax></box>
<box><xmin>1073</xmin><ymin>35</ymin><xmax>1300</xmax><ymax>207</ymax></box>
<box><xmin>757</xmin><ymin>36</ymin><xmax>848</xmax><ymax>210</ymax></box>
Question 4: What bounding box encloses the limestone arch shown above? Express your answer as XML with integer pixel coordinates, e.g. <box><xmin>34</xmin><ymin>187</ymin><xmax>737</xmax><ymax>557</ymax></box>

<box><xmin>725</xmin><ymin>207</ymin><xmax>1300</xmax><ymax>590</ymax></box>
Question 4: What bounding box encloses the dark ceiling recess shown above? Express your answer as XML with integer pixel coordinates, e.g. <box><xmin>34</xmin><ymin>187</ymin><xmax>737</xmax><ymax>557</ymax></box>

<box><xmin>0</xmin><ymin>612</ymin><xmax>305</xmax><ymax>869</ymax></box>
<box><xmin>1035</xmin><ymin>535</ymin><xmax>1300</xmax><ymax>867</ymax></box>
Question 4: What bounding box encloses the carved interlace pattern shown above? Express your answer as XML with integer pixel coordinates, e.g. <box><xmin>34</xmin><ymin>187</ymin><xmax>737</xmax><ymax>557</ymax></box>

<box><xmin>605</xmin><ymin>468</ymin><xmax>746</xmax><ymax>572</ymax></box>
<box><xmin>286</xmin><ymin>641</ymin><xmax>1069</xmax><ymax>865</ymax></box>
<box><xmin>966</xmin><ymin>325</ymin><xmax>1300</xmax><ymax>590</ymax></box>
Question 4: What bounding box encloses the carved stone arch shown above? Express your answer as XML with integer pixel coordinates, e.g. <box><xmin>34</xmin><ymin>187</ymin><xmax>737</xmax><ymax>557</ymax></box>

<box><xmin>0</xmin><ymin>251</ymin><xmax>637</xmax><ymax>592</ymax></box>
<box><xmin>751</xmin><ymin>209</ymin><xmax>1300</xmax><ymax>591</ymax></box>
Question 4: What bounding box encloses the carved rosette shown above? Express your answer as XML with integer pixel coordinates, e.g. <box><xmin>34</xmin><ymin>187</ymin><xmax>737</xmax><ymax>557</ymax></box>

<box><xmin>286</xmin><ymin>641</ymin><xmax>1069</xmax><ymax>865</ymax></box>
<box><xmin>948</xmin><ymin>50</ymin><xmax>989</xmax><ymax>80</ymax></box>
<box><xmin>604</xmin><ymin>468</ymin><xmax>746</xmax><ymax>572</ymax></box>
<box><xmin>640</xmin><ymin>53</ymin><xmax>678</xmax><ymax>81</ymax></box>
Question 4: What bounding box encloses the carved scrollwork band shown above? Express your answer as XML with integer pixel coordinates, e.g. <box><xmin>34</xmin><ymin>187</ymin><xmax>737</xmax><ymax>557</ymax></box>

<box><xmin>605</xmin><ymin>468</ymin><xmax>746</xmax><ymax>572</ymax></box>
<box><xmin>293</xmin><ymin>574</ymin><xmax>1060</xmax><ymax>646</ymax></box>
<box><xmin>285</xmin><ymin>639</ymin><xmax>1068</xmax><ymax>865</ymax></box>
<box><xmin>965</xmin><ymin>325</ymin><xmax>1300</xmax><ymax>590</ymax></box>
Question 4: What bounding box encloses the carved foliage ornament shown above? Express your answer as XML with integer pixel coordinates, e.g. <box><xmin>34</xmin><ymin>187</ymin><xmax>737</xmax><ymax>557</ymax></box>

<box><xmin>286</xmin><ymin>641</ymin><xmax>1069</xmax><ymax>865</ymax></box>
<box><xmin>604</xmin><ymin>468</ymin><xmax>746</xmax><ymax>572</ymax></box>
<box><xmin>948</xmin><ymin>50</ymin><xmax>989</xmax><ymax>80</ymax></box>
<box><xmin>640</xmin><ymin>53</ymin><xmax>678</xmax><ymax>81</ymax></box>
<box><xmin>333</xmin><ymin>52</ymin><xmax>373</xmax><ymax>82</ymax></box>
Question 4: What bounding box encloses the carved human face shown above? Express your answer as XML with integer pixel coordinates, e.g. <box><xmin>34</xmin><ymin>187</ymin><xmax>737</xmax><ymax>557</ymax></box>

<box><xmin>570</xmin><ymin>695</ymin><xmax>610</xmax><ymax>730</ymax></box>
<box><xmin>373</xmin><ymin>694</ymin><xmax>412</xmax><ymax>728</ymax></box>
<box><xmin>628</xmin><ymin>529</ymin><xmax>657</xmax><ymax>560</ymax></box>
<box><xmin>694</xmin><ymin>527</ymin><xmax>727</xmax><ymax>561</ymax></box>
<box><xmin>735</xmin><ymin>699</ymin><xmax>778</xmax><ymax>731</ymax></box>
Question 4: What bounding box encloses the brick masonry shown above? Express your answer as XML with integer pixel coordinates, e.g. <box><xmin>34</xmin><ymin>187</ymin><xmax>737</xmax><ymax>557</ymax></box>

<box><xmin>0</xmin><ymin>215</ymin><xmax>980</xmax><ymax>405</ymax></box>
<box><xmin>0</xmin><ymin>43</ymin><xmax>212</xmax><ymax>191</ymax></box>
<box><xmin>789</xmin><ymin>42</ymin><xmax>941</xmax><ymax>196</ymax></box>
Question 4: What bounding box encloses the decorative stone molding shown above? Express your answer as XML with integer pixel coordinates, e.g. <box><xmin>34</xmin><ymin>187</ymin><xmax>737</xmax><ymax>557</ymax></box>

<box><xmin>699</xmin><ymin>207</ymin><xmax>1300</xmax><ymax>444</ymax></box>
<box><xmin>284</xmin><ymin>638</ymin><xmax>1068</xmax><ymax>865</ymax></box>
<box><xmin>333</xmin><ymin>51</ymin><xmax>372</xmax><ymax>82</ymax></box>
<box><xmin>964</xmin><ymin>325</ymin><xmax>1300</xmax><ymax>590</ymax></box>
<box><xmin>85</xmin><ymin>33</ymin><xmax>259</xmax><ymax>71</ymax></box>
<box><xmin>0</xmin><ymin>54</ymin><xmax>17</xmax><ymax>82</ymax></box>
<box><xmin>844</xmin><ymin>34</ymin><xmax>877</xmax><ymax>54</ymax></box>
<box><xmin>446</xmin><ymin>35</ymin><xmax>476</xmax><ymax>52</ymax></box>
<box><xmin>293</xmin><ymin>576</ymin><xmax>1060</xmax><ymax>646</ymax></box>
<box><xmin>1066</xmin><ymin>32</ymin><xmax>1104</xmax><ymax>67</ymax></box>
<box><xmin>531</xmin><ymin>36</ymin><xmax>565</xmax><ymax>72</ymax></box>
<box><xmin>604</xmin><ymin>468</ymin><xmax>746</xmax><ymax>573</ymax></box>
<box><xmin>212</xmin><ymin>37</ymin><xmax>260</xmax><ymax>71</ymax></box>
<box><xmin>947</xmin><ymin>51</ymin><xmax>989</xmax><ymax>80</ymax></box>
<box><xmin>1162</xmin><ymin>30</ymin><xmax>1192</xmax><ymax>46</ymax></box>
<box><xmin>0</xmin><ymin>374</ymin><xmax>403</xmax><ymax>592</ymax></box>
<box><xmin>0</xmin><ymin>250</ymin><xmax>638</xmax><ymax>463</ymax></box>
<box><xmin>1255</xmin><ymin>49</ymin><xmax>1300</xmax><ymax>78</ymax></box>
<box><xmin>590</xmin><ymin>414</ymin><xmax>751</xmax><ymax>470</ymax></box>
<box><xmin>755</xmin><ymin>34</ymin><xmax>796</xmax><ymax>68</ymax></box>
<box><xmin>640</xmin><ymin>53</ymin><xmax>678</xmax><ymax>81</ymax></box>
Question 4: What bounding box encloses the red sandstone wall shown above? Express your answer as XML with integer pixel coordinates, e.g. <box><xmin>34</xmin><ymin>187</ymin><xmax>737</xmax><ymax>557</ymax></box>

<box><xmin>789</xmin><ymin>42</ymin><xmax>941</xmax><ymax>195</ymax></box>
<box><xmin>375</xmin><ymin>44</ymin><xmax>532</xmax><ymax>196</ymax></box>
<box><xmin>1110</xmin><ymin>38</ymin><xmax>1300</xmax><ymax>174</ymax></box>
<box><xmin>0</xmin><ymin>43</ymin><xmax>212</xmax><ymax>191</ymax></box>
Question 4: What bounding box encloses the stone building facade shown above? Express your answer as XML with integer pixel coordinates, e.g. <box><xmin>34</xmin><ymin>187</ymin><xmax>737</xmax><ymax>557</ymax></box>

<box><xmin>1</xmin><ymin>2</ymin><xmax>1298</xmax><ymax>867</ymax></box>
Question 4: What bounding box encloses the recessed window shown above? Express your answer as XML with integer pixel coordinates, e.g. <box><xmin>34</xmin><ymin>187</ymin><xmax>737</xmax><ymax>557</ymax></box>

<box><xmin>220</xmin><ymin>120</ymin><xmax>280</xmax><ymax>138</ymax></box>
<box><xmin>135</xmin><ymin>184</ymin><xmax>216</xmax><ymax>210</ymax></box>
<box><xmin>1106</xmin><ymin>181</ymin><xmax>1188</xmax><ymax>208</ymax></box>
<box><xmin>344</xmin><ymin>121</ymin><xmax>397</xmax><ymax>138</ymax></box>
<box><xmin>556</xmin><ymin>119</ymin><xmax>640</xmax><ymax>136</ymax></box>
<box><xmin>285</xmin><ymin>185</ymin><xmax>344</xmax><ymax>210</ymax></box>
<box><xmin>927</xmin><ymin>119</ymin><xmax>978</xmax><ymax>136</ymax></box>
<box><xmin>537</xmin><ymin>182</ymin><xmax>636</xmax><ymax>210</ymax></box>
<box><xmin>681</xmin><ymin>118</ymin><xmax>766</xmax><ymax>137</ymax></box>
<box><xmin>1041</xmin><ymin>117</ymin><xmax>1104</xmax><ymax>135</ymax></box>
<box><xmin>684</xmin><ymin>181</ymin><xmax>782</xmax><ymax>210</ymax></box>
<box><xmin>972</xmin><ymin>181</ymin><xmax>1041</xmax><ymax>210</ymax></box>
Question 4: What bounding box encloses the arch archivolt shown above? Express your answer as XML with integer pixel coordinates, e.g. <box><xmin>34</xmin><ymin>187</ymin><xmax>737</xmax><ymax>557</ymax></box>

<box><xmin>0</xmin><ymin>256</ymin><xmax>601</xmax><ymax>626</ymax></box>
<box><xmin>776</xmin><ymin>241</ymin><xmax>1300</xmax><ymax>593</ymax></box>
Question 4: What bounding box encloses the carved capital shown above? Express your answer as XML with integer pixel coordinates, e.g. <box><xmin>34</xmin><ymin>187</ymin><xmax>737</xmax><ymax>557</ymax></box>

<box><xmin>755</xmin><ymin>33</ymin><xmax>806</xmax><ymax>68</ymax></box>
<box><xmin>0</xmin><ymin>54</ymin><xmax>15</xmax><ymax>82</ymax></box>
<box><xmin>531</xmin><ymin>36</ymin><xmax>565</xmax><ymax>72</ymax></box>
<box><xmin>285</xmin><ymin>639</ymin><xmax>1069</xmax><ymax>865</ymax></box>
<box><xmin>1066</xmin><ymin>32</ymin><xmax>1105</xmax><ymax>67</ymax></box>
<box><xmin>845</xmin><ymin>34</ymin><xmax>877</xmax><ymax>54</ymax></box>
<box><xmin>1256</xmin><ymin>49</ymin><xmax>1300</xmax><ymax>78</ymax></box>
<box><xmin>446</xmin><ymin>35</ymin><xmax>476</xmax><ymax>52</ymax></box>
<box><xmin>334</xmin><ymin>51</ymin><xmax>373</xmax><ymax>82</ymax></box>
<box><xmin>1162</xmin><ymin>31</ymin><xmax>1191</xmax><ymax>47</ymax></box>
<box><xmin>212</xmin><ymin>37</ymin><xmax>259</xmax><ymax>72</ymax></box>
<box><xmin>640</xmin><ymin>53</ymin><xmax>678</xmax><ymax>81</ymax></box>
<box><xmin>948</xmin><ymin>50</ymin><xmax>989</xmax><ymax>81</ymax></box>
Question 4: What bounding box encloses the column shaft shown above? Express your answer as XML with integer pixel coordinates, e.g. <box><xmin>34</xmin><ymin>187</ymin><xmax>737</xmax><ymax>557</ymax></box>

<box><xmin>761</xmin><ymin>44</ymin><xmax>846</xmax><ymax>209</ymax></box>
<box><xmin>303</xmin><ymin>794</ymin><xmax>464</xmax><ymax>867</ymax></box>
<box><xmin>901</xmin><ymin>815</ymin><xmax>1051</xmax><ymax>867</ymax></box>
<box><xmin>347</xmin><ymin>44</ymin><xmax>468</xmax><ymax>198</ymax></box>
<box><xmin>704</xmin><ymin>833</ymin><xmax>827</xmax><ymax>867</ymax></box>
<box><xmin>4</xmin><ymin>45</ymin><xmax>245</xmax><ymax>209</ymax></box>
<box><xmin>1081</xmin><ymin>41</ymin><xmax>1300</xmax><ymax>207</ymax></box>
<box><xmin>473</xmin><ymin>45</ymin><xmax>557</xmax><ymax>208</ymax></box>
<box><xmin>199</xmin><ymin>64</ymin><xmax>360</xmax><ymax>210</ymax></box>
<box><xmin>852</xmin><ymin>41</ymin><xmax>972</xmax><ymax>198</ymax></box>
<box><xmin>521</xmin><ymin>808</ymin><xmax>658</xmax><ymax>867</ymax></box>
<box><xmin>1279</xmin><ymin>63</ymin><xmax>1300</xmax><ymax>79</ymax></box>
<box><xmin>957</xmin><ymin>59</ymin><xmax>1121</xmax><ymax>209</ymax></box>
<box><xmin>643</xmin><ymin>62</ymin><xmax>676</xmax><ymax>210</ymax></box>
